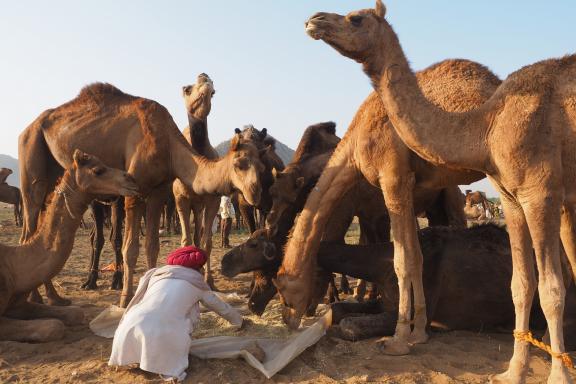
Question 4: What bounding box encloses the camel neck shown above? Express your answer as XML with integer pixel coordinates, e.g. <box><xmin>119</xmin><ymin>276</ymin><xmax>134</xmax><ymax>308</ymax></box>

<box><xmin>363</xmin><ymin>24</ymin><xmax>489</xmax><ymax>171</ymax></box>
<box><xmin>170</xmin><ymin>136</ymin><xmax>233</xmax><ymax>196</ymax></box>
<box><xmin>187</xmin><ymin>114</ymin><xmax>213</xmax><ymax>157</ymax></box>
<box><xmin>8</xmin><ymin>172</ymin><xmax>92</xmax><ymax>293</ymax></box>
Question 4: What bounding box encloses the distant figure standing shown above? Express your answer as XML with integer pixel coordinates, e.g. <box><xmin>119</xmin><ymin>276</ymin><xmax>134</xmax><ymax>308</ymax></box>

<box><xmin>219</xmin><ymin>195</ymin><xmax>235</xmax><ymax>248</ymax></box>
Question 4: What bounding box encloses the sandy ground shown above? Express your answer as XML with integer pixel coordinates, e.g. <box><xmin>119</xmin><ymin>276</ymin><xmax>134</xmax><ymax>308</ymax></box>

<box><xmin>0</xmin><ymin>203</ymin><xmax>574</xmax><ymax>383</ymax></box>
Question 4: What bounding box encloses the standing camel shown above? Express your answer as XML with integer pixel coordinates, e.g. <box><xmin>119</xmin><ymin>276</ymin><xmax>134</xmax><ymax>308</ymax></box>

<box><xmin>18</xmin><ymin>83</ymin><xmax>263</xmax><ymax>307</ymax></box>
<box><xmin>0</xmin><ymin>150</ymin><xmax>139</xmax><ymax>342</ymax></box>
<box><xmin>275</xmin><ymin>58</ymin><xmax>498</xmax><ymax>349</ymax></box>
<box><xmin>304</xmin><ymin>2</ymin><xmax>576</xmax><ymax>382</ymax></box>
<box><xmin>0</xmin><ymin>183</ymin><xmax>23</xmax><ymax>227</ymax></box>
<box><xmin>172</xmin><ymin>73</ymin><xmax>222</xmax><ymax>287</ymax></box>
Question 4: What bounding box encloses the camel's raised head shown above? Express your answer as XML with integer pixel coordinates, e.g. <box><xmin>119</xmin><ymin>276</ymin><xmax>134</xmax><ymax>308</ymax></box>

<box><xmin>182</xmin><ymin>73</ymin><xmax>215</xmax><ymax>119</ymax></box>
<box><xmin>72</xmin><ymin>150</ymin><xmax>139</xmax><ymax>197</ymax></box>
<box><xmin>274</xmin><ymin>271</ymin><xmax>311</xmax><ymax>330</ymax></box>
<box><xmin>228</xmin><ymin>133</ymin><xmax>264</xmax><ymax>206</ymax></box>
<box><xmin>305</xmin><ymin>0</ymin><xmax>387</xmax><ymax>63</ymax></box>
<box><xmin>221</xmin><ymin>229</ymin><xmax>278</xmax><ymax>278</ymax></box>
<box><xmin>266</xmin><ymin>168</ymin><xmax>305</xmax><ymax>232</ymax></box>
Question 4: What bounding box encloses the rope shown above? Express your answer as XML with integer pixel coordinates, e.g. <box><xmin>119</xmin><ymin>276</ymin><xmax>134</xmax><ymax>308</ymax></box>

<box><xmin>513</xmin><ymin>330</ymin><xmax>574</xmax><ymax>369</ymax></box>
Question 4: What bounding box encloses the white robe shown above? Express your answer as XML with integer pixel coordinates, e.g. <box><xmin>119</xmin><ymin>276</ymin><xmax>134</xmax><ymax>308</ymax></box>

<box><xmin>108</xmin><ymin>266</ymin><xmax>242</xmax><ymax>381</ymax></box>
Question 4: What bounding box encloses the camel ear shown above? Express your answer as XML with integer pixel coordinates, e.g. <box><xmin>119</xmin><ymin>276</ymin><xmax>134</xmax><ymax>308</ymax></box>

<box><xmin>260</xmin><ymin>128</ymin><xmax>268</xmax><ymax>139</ymax></box>
<box><xmin>295</xmin><ymin>177</ymin><xmax>305</xmax><ymax>189</ymax></box>
<box><xmin>182</xmin><ymin>85</ymin><xmax>193</xmax><ymax>96</ymax></box>
<box><xmin>234</xmin><ymin>127</ymin><xmax>242</xmax><ymax>134</ymax></box>
<box><xmin>73</xmin><ymin>149</ymin><xmax>92</xmax><ymax>167</ymax></box>
<box><xmin>375</xmin><ymin>0</ymin><xmax>386</xmax><ymax>18</ymax></box>
<box><xmin>230</xmin><ymin>134</ymin><xmax>241</xmax><ymax>152</ymax></box>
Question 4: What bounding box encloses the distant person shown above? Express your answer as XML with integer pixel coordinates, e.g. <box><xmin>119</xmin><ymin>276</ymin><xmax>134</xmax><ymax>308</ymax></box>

<box><xmin>109</xmin><ymin>245</ymin><xmax>243</xmax><ymax>382</ymax></box>
<box><xmin>219</xmin><ymin>195</ymin><xmax>235</xmax><ymax>248</ymax></box>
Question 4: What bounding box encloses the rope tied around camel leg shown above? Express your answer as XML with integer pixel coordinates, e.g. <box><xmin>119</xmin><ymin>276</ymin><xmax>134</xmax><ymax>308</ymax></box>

<box><xmin>513</xmin><ymin>330</ymin><xmax>574</xmax><ymax>369</ymax></box>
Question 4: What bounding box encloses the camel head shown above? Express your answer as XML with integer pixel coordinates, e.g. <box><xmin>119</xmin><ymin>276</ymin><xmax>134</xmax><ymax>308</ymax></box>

<box><xmin>305</xmin><ymin>0</ymin><xmax>388</xmax><ymax>63</ymax></box>
<box><xmin>274</xmin><ymin>271</ymin><xmax>311</xmax><ymax>330</ymax></box>
<box><xmin>221</xmin><ymin>229</ymin><xmax>279</xmax><ymax>278</ymax></box>
<box><xmin>71</xmin><ymin>150</ymin><xmax>139</xmax><ymax>197</ymax></box>
<box><xmin>182</xmin><ymin>73</ymin><xmax>215</xmax><ymax>120</ymax></box>
<box><xmin>0</xmin><ymin>168</ymin><xmax>13</xmax><ymax>177</ymax></box>
<box><xmin>265</xmin><ymin>167</ymin><xmax>305</xmax><ymax>233</ymax></box>
<box><xmin>228</xmin><ymin>133</ymin><xmax>264</xmax><ymax>206</ymax></box>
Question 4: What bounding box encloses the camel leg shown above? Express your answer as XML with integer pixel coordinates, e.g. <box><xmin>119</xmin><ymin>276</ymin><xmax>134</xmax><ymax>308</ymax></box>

<box><xmin>200</xmin><ymin>197</ymin><xmax>220</xmax><ymax>290</ymax></box>
<box><xmin>5</xmin><ymin>297</ymin><xmax>84</xmax><ymax>326</ymax></box>
<box><xmin>82</xmin><ymin>203</ymin><xmax>105</xmax><ymax>290</ymax></box>
<box><xmin>175</xmin><ymin>193</ymin><xmax>192</xmax><ymax>247</ymax></box>
<box><xmin>111</xmin><ymin>198</ymin><xmax>125</xmax><ymax>290</ymax></box>
<box><xmin>354</xmin><ymin>279</ymin><xmax>367</xmax><ymax>302</ymax></box>
<box><xmin>523</xmin><ymin>195</ymin><xmax>571</xmax><ymax>384</ymax></box>
<box><xmin>192</xmin><ymin>203</ymin><xmax>203</xmax><ymax>247</ymax></box>
<box><xmin>145</xmin><ymin>187</ymin><xmax>166</xmax><ymax>269</ymax></box>
<box><xmin>120</xmin><ymin>196</ymin><xmax>144</xmax><ymax>308</ymax></box>
<box><xmin>378</xmin><ymin>172</ymin><xmax>427</xmax><ymax>355</ymax></box>
<box><xmin>560</xmin><ymin>202</ymin><xmax>576</xmax><ymax>284</ymax></box>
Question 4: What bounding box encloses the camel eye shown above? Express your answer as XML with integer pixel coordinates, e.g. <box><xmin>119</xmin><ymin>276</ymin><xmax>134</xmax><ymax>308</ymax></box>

<box><xmin>92</xmin><ymin>166</ymin><xmax>106</xmax><ymax>176</ymax></box>
<box><xmin>349</xmin><ymin>15</ymin><xmax>363</xmax><ymax>26</ymax></box>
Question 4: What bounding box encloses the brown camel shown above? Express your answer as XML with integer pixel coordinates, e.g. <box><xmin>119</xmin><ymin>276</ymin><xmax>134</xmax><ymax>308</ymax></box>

<box><xmin>18</xmin><ymin>82</ymin><xmax>263</xmax><ymax>307</ymax></box>
<box><xmin>304</xmin><ymin>2</ymin><xmax>576</xmax><ymax>382</ymax></box>
<box><xmin>0</xmin><ymin>167</ymin><xmax>12</xmax><ymax>184</ymax></box>
<box><xmin>172</xmin><ymin>73</ymin><xmax>222</xmax><ymax>287</ymax></box>
<box><xmin>465</xmin><ymin>190</ymin><xmax>495</xmax><ymax>220</ymax></box>
<box><xmin>0</xmin><ymin>183</ymin><xmax>23</xmax><ymax>227</ymax></box>
<box><xmin>235</xmin><ymin>125</ymin><xmax>285</xmax><ymax>234</ymax></box>
<box><xmin>0</xmin><ymin>150</ymin><xmax>139</xmax><ymax>342</ymax></box>
<box><xmin>275</xmin><ymin>58</ymin><xmax>499</xmax><ymax>353</ymax></box>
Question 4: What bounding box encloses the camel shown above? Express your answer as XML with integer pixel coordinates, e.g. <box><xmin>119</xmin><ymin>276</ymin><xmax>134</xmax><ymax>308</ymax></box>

<box><xmin>0</xmin><ymin>183</ymin><xmax>23</xmax><ymax>227</ymax></box>
<box><xmin>172</xmin><ymin>73</ymin><xmax>222</xmax><ymax>287</ymax></box>
<box><xmin>304</xmin><ymin>2</ymin><xmax>576</xmax><ymax>382</ymax></box>
<box><xmin>0</xmin><ymin>167</ymin><xmax>12</xmax><ymax>184</ymax></box>
<box><xmin>275</xmin><ymin>58</ymin><xmax>498</xmax><ymax>349</ymax></box>
<box><xmin>234</xmin><ymin>125</ymin><xmax>286</xmax><ymax>234</ymax></box>
<box><xmin>18</xmin><ymin>82</ymin><xmax>264</xmax><ymax>307</ymax></box>
<box><xmin>465</xmin><ymin>190</ymin><xmax>495</xmax><ymax>220</ymax></box>
<box><xmin>0</xmin><ymin>150</ymin><xmax>139</xmax><ymax>342</ymax></box>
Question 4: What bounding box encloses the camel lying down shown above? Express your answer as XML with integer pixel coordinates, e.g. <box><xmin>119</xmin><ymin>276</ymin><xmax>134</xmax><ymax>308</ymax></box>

<box><xmin>0</xmin><ymin>150</ymin><xmax>139</xmax><ymax>342</ymax></box>
<box><xmin>320</xmin><ymin>225</ymin><xmax>576</xmax><ymax>350</ymax></box>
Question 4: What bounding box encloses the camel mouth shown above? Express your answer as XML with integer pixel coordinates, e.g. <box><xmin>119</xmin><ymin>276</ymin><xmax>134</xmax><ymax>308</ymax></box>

<box><xmin>305</xmin><ymin>21</ymin><xmax>324</xmax><ymax>40</ymax></box>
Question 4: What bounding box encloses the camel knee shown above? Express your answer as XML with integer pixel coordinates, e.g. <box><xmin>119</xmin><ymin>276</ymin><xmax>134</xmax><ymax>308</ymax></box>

<box><xmin>538</xmin><ymin>279</ymin><xmax>566</xmax><ymax>316</ymax></box>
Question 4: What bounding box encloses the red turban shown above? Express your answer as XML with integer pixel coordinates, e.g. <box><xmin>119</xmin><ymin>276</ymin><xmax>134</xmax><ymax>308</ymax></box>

<box><xmin>166</xmin><ymin>246</ymin><xmax>207</xmax><ymax>270</ymax></box>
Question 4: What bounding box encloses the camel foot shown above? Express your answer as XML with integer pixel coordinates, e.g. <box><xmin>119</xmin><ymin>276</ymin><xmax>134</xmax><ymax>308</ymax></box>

<box><xmin>47</xmin><ymin>295</ymin><xmax>72</xmax><ymax>307</ymax></box>
<box><xmin>377</xmin><ymin>337</ymin><xmax>411</xmax><ymax>356</ymax></box>
<box><xmin>81</xmin><ymin>271</ymin><xmax>99</xmax><ymax>290</ymax></box>
<box><xmin>111</xmin><ymin>271</ymin><xmax>123</xmax><ymax>290</ymax></box>
<box><xmin>409</xmin><ymin>329</ymin><xmax>429</xmax><ymax>345</ymax></box>
<box><xmin>28</xmin><ymin>289</ymin><xmax>44</xmax><ymax>304</ymax></box>
<box><xmin>205</xmin><ymin>275</ymin><xmax>219</xmax><ymax>292</ymax></box>
<box><xmin>340</xmin><ymin>276</ymin><xmax>352</xmax><ymax>295</ymax></box>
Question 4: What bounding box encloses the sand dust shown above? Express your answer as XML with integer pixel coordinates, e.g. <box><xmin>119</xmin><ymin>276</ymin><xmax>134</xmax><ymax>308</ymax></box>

<box><xmin>0</xmin><ymin>203</ymin><xmax>574</xmax><ymax>383</ymax></box>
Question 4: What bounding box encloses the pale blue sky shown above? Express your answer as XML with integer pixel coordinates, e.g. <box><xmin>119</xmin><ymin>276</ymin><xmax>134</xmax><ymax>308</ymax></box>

<box><xmin>1</xmin><ymin>1</ymin><xmax>574</xmax><ymax>196</ymax></box>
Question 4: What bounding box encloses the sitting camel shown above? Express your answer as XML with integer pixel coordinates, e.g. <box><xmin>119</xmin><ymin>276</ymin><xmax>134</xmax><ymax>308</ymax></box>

<box><xmin>0</xmin><ymin>150</ymin><xmax>139</xmax><ymax>342</ymax></box>
<box><xmin>18</xmin><ymin>83</ymin><xmax>264</xmax><ymax>307</ymax></box>
<box><xmin>0</xmin><ymin>183</ymin><xmax>22</xmax><ymax>227</ymax></box>
<box><xmin>305</xmin><ymin>2</ymin><xmax>576</xmax><ymax>381</ymax></box>
<box><xmin>275</xmin><ymin>59</ymin><xmax>497</xmax><ymax>351</ymax></box>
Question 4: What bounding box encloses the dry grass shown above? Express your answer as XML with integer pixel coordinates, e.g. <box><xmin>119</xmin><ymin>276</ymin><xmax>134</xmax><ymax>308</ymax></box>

<box><xmin>0</xmin><ymin>203</ymin><xmax>570</xmax><ymax>383</ymax></box>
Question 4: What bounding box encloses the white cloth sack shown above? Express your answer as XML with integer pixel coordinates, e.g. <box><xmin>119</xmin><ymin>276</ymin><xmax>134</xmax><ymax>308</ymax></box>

<box><xmin>90</xmin><ymin>306</ymin><xmax>332</xmax><ymax>379</ymax></box>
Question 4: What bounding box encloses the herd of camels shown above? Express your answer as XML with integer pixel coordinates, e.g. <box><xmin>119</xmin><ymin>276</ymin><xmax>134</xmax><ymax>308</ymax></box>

<box><xmin>0</xmin><ymin>1</ymin><xmax>575</xmax><ymax>383</ymax></box>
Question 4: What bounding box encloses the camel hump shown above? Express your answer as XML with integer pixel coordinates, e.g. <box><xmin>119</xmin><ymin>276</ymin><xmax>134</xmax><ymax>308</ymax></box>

<box><xmin>78</xmin><ymin>82</ymin><xmax>126</xmax><ymax>98</ymax></box>
<box><xmin>419</xmin><ymin>59</ymin><xmax>501</xmax><ymax>88</ymax></box>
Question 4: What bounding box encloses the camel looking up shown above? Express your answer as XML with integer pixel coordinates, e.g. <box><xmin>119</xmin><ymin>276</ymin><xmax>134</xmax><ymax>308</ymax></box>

<box><xmin>0</xmin><ymin>150</ymin><xmax>138</xmax><ymax>342</ymax></box>
<box><xmin>18</xmin><ymin>82</ymin><xmax>263</xmax><ymax>307</ymax></box>
<box><xmin>304</xmin><ymin>2</ymin><xmax>576</xmax><ymax>382</ymax></box>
